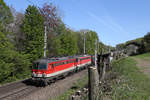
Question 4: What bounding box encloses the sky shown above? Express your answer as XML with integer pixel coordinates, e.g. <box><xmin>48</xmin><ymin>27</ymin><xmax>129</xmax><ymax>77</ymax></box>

<box><xmin>4</xmin><ymin>0</ymin><xmax>150</xmax><ymax>46</ymax></box>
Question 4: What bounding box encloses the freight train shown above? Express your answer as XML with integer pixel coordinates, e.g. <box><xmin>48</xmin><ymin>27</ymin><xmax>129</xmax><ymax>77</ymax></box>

<box><xmin>31</xmin><ymin>55</ymin><xmax>92</xmax><ymax>86</ymax></box>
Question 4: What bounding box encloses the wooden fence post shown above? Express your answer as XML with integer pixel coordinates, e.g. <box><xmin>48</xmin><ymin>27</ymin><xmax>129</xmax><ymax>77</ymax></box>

<box><xmin>88</xmin><ymin>67</ymin><xmax>99</xmax><ymax>100</ymax></box>
<box><xmin>101</xmin><ymin>62</ymin><xmax>106</xmax><ymax>81</ymax></box>
<box><xmin>97</xmin><ymin>55</ymin><xmax>103</xmax><ymax>80</ymax></box>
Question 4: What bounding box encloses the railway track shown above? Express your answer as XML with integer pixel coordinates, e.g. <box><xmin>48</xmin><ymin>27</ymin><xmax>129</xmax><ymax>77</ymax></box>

<box><xmin>0</xmin><ymin>69</ymin><xmax>88</xmax><ymax>100</ymax></box>
<box><xmin>0</xmin><ymin>79</ymin><xmax>41</xmax><ymax>100</ymax></box>
<box><xmin>0</xmin><ymin>86</ymin><xmax>37</xmax><ymax>100</ymax></box>
<box><xmin>21</xmin><ymin>69</ymin><xmax>88</xmax><ymax>100</ymax></box>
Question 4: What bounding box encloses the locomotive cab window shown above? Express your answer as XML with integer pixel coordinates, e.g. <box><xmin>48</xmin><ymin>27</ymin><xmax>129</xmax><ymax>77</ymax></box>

<box><xmin>76</xmin><ymin>58</ymin><xmax>78</xmax><ymax>62</ymax></box>
<box><xmin>33</xmin><ymin>62</ymin><xmax>38</xmax><ymax>69</ymax></box>
<box><xmin>38</xmin><ymin>63</ymin><xmax>47</xmax><ymax>69</ymax></box>
<box><xmin>49</xmin><ymin>64</ymin><xmax>53</xmax><ymax>69</ymax></box>
<box><xmin>52</xmin><ymin>64</ymin><xmax>54</xmax><ymax>68</ymax></box>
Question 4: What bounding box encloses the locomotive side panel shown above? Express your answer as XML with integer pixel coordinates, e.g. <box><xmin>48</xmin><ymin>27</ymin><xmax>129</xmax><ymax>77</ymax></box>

<box><xmin>45</xmin><ymin>59</ymin><xmax>76</xmax><ymax>77</ymax></box>
<box><xmin>78</xmin><ymin>56</ymin><xmax>91</xmax><ymax>68</ymax></box>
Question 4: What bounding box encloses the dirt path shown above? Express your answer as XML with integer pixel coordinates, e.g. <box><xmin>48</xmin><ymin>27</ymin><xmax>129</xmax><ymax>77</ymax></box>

<box><xmin>132</xmin><ymin>57</ymin><xmax>150</xmax><ymax>77</ymax></box>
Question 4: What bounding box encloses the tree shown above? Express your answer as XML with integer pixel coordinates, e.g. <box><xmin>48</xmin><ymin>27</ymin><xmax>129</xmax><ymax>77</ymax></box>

<box><xmin>0</xmin><ymin>0</ymin><xmax>31</xmax><ymax>83</ymax></box>
<box><xmin>144</xmin><ymin>32</ymin><xmax>150</xmax><ymax>52</ymax></box>
<box><xmin>98</xmin><ymin>41</ymin><xmax>106</xmax><ymax>54</ymax></box>
<box><xmin>23</xmin><ymin>5</ymin><xmax>44</xmax><ymax>61</ymax></box>
<box><xmin>57</xmin><ymin>29</ymin><xmax>78</xmax><ymax>56</ymax></box>
<box><xmin>0</xmin><ymin>0</ymin><xmax>13</xmax><ymax>26</ymax></box>
<box><xmin>85</xmin><ymin>31</ymin><xmax>99</xmax><ymax>54</ymax></box>
<box><xmin>13</xmin><ymin>12</ymin><xmax>25</xmax><ymax>52</ymax></box>
<box><xmin>50</xmin><ymin>36</ymin><xmax>62</xmax><ymax>56</ymax></box>
<box><xmin>8</xmin><ymin>11</ymin><xmax>26</xmax><ymax>52</ymax></box>
<box><xmin>39</xmin><ymin>3</ymin><xmax>59</xmax><ymax>31</ymax></box>
<box><xmin>0</xmin><ymin>0</ymin><xmax>13</xmax><ymax>48</ymax></box>
<box><xmin>76</xmin><ymin>31</ymin><xmax>84</xmax><ymax>54</ymax></box>
<box><xmin>0</xmin><ymin>48</ymin><xmax>31</xmax><ymax>83</ymax></box>
<box><xmin>116</xmin><ymin>43</ymin><xmax>126</xmax><ymax>51</ymax></box>
<box><xmin>39</xmin><ymin>3</ymin><xmax>61</xmax><ymax>57</ymax></box>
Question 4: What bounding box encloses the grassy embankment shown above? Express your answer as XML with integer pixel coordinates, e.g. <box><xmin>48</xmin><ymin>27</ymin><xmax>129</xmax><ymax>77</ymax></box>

<box><xmin>54</xmin><ymin>75</ymin><xmax>88</xmax><ymax>100</ymax></box>
<box><xmin>111</xmin><ymin>53</ymin><xmax>150</xmax><ymax>100</ymax></box>
<box><xmin>53</xmin><ymin>53</ymin><xmax>150</xmax><ymax>100</ymax></box>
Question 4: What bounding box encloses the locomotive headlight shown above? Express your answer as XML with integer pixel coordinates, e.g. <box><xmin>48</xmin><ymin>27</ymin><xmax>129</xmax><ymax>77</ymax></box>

<box><xmin>42</xmin><ymin>73</ymin><xmax>47</xmax><ymax>77</ymax></box>
<box><xmin>32</xmin><ymin>72</ymin><xmax>35</xmax><ymax>77</ymax></box>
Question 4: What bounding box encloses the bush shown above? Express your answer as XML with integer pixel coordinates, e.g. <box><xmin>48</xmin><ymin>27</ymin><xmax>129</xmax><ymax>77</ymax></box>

<box><xmin>144</xmin><ymin>32</ymin><xmax>150</xmax><ymax>52</ymax></box>
<box><xmin>0</xmin><ymin>48</ymin><xmax>31</xmax><ymax>83</ymax></box>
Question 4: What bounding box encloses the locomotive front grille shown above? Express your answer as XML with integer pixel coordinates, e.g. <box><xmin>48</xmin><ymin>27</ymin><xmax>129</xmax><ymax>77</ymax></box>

<box><xmin>36</xmin><ymin>73</ymin><xmax>42</xmax><ymax>77</ymax></box>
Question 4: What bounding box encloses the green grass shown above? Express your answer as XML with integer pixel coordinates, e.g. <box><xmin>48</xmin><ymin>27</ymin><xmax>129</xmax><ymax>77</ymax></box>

<box><xmin>135</xmin><ymin>52</ymin><xmax>150</xmax><ymax>59</ymax></box>
<box><xmin>54</xmin><ymin>75</ymin><xmax>88</xmax><ymax>100</ymax></box>
<box><xmin>111</xmin><ymin>56</ymin><xmax>150</xmax><ymax>100</ymax></box>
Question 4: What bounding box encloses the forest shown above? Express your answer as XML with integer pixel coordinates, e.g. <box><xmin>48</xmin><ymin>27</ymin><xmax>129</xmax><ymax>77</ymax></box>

<box><xmin>116</xmin><ymin>32</ymin><xmax>150</xmax><ymax>55</ymax></box>
<box><xmin>0</xmin><ymin>0</ymin><xmax>107</xmax><ymax>83</ymax></box>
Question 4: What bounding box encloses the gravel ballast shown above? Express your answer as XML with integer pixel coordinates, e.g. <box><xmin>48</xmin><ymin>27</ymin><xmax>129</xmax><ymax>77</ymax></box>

<box><xmin>20</xmin><ymin>69</ymin><xmax>88</xmax><ymax>100</ymax></box>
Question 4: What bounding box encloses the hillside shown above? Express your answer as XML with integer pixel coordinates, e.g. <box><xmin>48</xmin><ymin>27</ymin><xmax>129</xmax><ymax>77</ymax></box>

<box><xmin>110</xmin><ymin>53</ymin><xmax>150</xmax><ymax>100</ymax></box>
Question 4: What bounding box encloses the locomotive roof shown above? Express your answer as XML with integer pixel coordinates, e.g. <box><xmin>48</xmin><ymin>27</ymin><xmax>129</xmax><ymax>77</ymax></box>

<box><xmin>34</xmin><ymin>55</ymin><xmax>90</xmax><ymax>64</ymax></box>
<box><xmin>34</xmin><ymin>56</ymin><xmax>75</xmax><ymax>64</ymax></box>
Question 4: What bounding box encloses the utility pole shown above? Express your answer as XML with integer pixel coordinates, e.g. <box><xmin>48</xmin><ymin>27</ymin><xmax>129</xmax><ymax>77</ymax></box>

<box><xmin>95</xmin><ymin>39</ymin><xmax>98</xmax><ymax>69</ymax></box>
<box><xmin>97</xmin><ymin>40</ymin><xmax>99</xmax><ymax>54</ymax></box>
<box><xmin>84</xmin><ymin>31</ymin><xmax>86</xmax><ymax>55</ymax></box>
<box><xmin>44</xmin><ymin>25</ymin><xmax>47</xmax><ymax>58</ymax></box>
<box><xmin>108</xmin><ymin>43</ymin><xmax>110</xmax><ymax>53</ymax></box>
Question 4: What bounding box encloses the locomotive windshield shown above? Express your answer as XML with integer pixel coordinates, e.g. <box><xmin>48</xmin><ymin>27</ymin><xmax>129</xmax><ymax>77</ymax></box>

<box><xmin>33</xmin><ymin>62</ymin><xmax>47</xmax><ymax>69</ymax></box>
<box><xmin>38</xmin><ymin>63</ymin><xmax>47</xmax><ymax>69</ymax></box>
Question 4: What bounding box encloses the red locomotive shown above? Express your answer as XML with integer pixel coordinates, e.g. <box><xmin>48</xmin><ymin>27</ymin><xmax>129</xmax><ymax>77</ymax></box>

<box><xmin>32</xmin><ymin>55</ymin><xmax>92</xmax><ymax>86</ymax></box>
